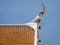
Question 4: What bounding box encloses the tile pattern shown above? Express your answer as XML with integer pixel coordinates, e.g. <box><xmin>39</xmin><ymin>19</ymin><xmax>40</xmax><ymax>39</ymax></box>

<box><xmin>0</xmin><ymin>25</ymin><xmax>35</xmax><ymax>45</ymax></box>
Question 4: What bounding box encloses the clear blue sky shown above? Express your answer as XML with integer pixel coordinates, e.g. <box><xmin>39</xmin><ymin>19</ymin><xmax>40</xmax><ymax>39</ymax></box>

<box><xmin>0</xmin><ymin>0</ymin><xmax>60</xmax><ymax>45</ymax></box>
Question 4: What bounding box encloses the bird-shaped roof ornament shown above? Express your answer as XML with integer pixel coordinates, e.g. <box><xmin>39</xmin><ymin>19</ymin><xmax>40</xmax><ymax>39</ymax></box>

<box><xmin>31</xmin><ymin>3</ymin><xmax>45</xmax><ymax>23</ymax></box>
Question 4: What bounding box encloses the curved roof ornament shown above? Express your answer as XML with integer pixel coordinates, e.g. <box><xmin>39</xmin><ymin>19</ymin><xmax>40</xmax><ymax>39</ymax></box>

<box><xmin>31</xmin><ymin>3</ymin><xmax>45</xmax><ymax>23</ymax></box>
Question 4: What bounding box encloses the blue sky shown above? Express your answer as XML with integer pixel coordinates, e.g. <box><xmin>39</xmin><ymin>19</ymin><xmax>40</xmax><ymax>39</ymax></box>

<box><xmin>0</xmin><ymin>0</ymin><xmax>60</xmax><ymax>45</ymax></box>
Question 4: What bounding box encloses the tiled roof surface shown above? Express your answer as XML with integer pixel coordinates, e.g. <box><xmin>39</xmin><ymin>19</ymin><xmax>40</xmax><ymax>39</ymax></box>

<box><xmin>0</xmin><ymin>25</ymin><xmax>35</xmax><ymax>45</ymax></box>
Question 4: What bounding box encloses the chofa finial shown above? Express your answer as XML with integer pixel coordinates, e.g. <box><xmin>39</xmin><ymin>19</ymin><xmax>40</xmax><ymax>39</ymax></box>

<box><xmin>39</xmin><ymin>3</ymin><xmax>45</xmax><ymax>15</ymax></box>
<box><xmin>32</xmin><ymin>3</ymin><xmax>45</xmax><ymax>23</ymax></box>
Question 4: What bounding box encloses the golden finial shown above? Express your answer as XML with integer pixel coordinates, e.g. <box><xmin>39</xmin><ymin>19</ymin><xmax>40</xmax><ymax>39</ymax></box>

<box><xmin>31</xmin><ymin>3</ymin><xmax>45</xmax><ymax>23</ymax></box>
<box><xmin>37</xmin><ymin>3</ymin><xmax>45</xmax><ymax>23</ymax></box>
